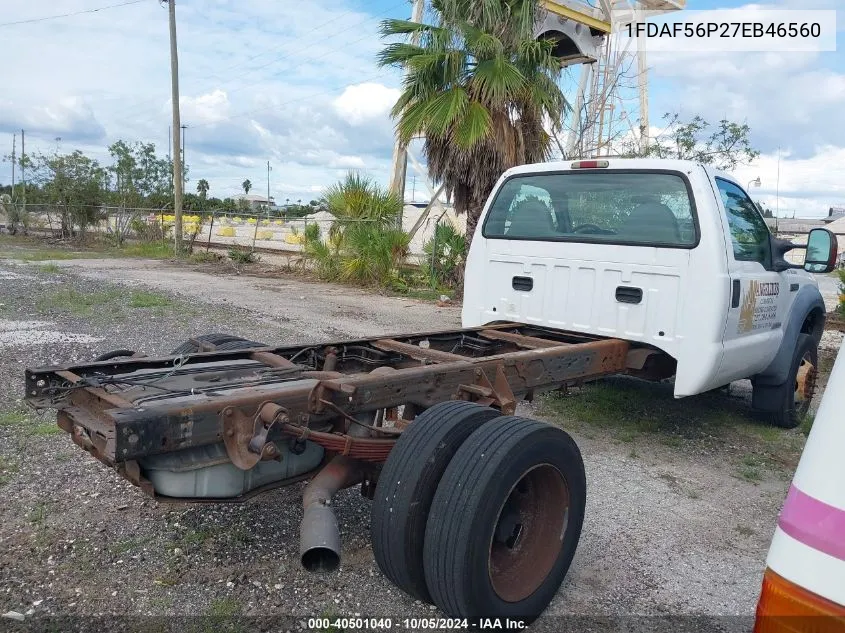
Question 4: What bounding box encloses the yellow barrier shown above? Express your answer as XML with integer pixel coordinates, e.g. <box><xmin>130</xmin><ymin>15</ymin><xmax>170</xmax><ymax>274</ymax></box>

<box><xmin>217</xmin><ymin>227</ymin><xmax>236</xmax><ymax>237</ymax></box>
<box><xmin>258</xmin><ymin>230</ymin><xmax>274</xmax><ymax>240</ymax></box>
<box><xmin>284</xmin><ymin>234</ymin><xmax>304</xmax><ymax>244</ymax></box>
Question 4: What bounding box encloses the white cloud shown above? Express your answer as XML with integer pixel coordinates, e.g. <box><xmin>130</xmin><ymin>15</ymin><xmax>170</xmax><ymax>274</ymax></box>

<box><xmin>180</xmin><ymin>90</ymin><xmax>231</xmax><ymax>125</ymax></box>
<box><xmin>332</xmin><ymin>83</ymin><xmax>401</xmax><ymax>126</ymax></box>
<box><xmin>732</xmin><ymin>146</ymin><xmax>845</xmax><ymax>218</ymax></box>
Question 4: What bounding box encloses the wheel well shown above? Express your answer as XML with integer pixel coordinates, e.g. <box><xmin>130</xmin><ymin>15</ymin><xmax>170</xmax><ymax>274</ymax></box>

<box><xmin>800</xmin><ymin>307</ymin><xmax>825</xmax><ymax>341</ymax></box>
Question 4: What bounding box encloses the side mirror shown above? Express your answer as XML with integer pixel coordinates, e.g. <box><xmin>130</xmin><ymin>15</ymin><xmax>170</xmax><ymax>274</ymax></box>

<box><xmin>804</xmin><ymin>228</ymin><xmax>839</xmax><ymax>274</ymax></box>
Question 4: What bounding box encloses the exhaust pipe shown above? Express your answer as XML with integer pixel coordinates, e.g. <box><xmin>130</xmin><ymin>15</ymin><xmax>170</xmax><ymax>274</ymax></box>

<box><xmin>300</xmin><ymin>455</ymin><xmax>363</xmax><ymax>573</ymax></box>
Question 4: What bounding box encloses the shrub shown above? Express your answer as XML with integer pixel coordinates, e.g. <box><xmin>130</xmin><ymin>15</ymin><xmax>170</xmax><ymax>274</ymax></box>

<box><xmin>422</xmin><ymin>221</ymin><xmax>467</xmax><ymax>289</ymax></box>
<box><xmin>228</xmin><ymin>248</ymin><xmax>259</xmax><ymax>264</ymax></box>
<box><xmin>838</xmin><ymin>269</ymin><xmax>845</xmax><ymax>315</ymax></box>
<box><xmin>189</xmin><ymin>251</ymin><xmax>224</xmax><ymax>263</ymax></box>
<box><xmin>130</xmin><ymin>217</ymin><xmax>166</xmax><ymax>242</ymax></box>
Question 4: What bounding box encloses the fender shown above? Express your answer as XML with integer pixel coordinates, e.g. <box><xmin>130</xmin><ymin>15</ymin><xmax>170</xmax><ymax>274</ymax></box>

<box><xmin>754</xmin><ymin>284</ymin><xmax>826</xmax><ymax>387</ymax></box>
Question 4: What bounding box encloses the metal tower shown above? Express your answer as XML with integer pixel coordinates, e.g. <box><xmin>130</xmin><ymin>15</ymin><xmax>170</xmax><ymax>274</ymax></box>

<box><xmin>537</xmin><ymin>0</ymin><xmax>686</xmax><ymax>158</ymax></box>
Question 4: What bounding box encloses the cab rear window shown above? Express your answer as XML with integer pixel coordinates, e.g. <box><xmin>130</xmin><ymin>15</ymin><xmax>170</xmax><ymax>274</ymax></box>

<box><xmin>481</xmin><ymin>171</ymin><xmax>698</xmax><ymax>247</ymax></box>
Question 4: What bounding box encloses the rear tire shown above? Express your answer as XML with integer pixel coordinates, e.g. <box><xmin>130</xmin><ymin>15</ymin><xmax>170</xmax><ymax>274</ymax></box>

<box><xmin>371</xmin><ymin>401</ymin><xmax>501</xmax><ymax>603</ymax></box>
<box><xmin>764</xmin><ymin>333</ymin><xmax>818</xmax><ymax>429</ymax></box>
<box><xmin>171</xmin><ymin>333</ymin><xmax>267</xmax><ymax>355</ymax></box>
<box><xmin>423</xmin><ymin>416</ymin><xmax>586</xmax><ymax>622</ymax></box>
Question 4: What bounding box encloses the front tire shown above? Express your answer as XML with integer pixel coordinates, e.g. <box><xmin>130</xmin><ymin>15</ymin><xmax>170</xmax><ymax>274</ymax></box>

<box><xmin>764</xmin><ymin>333</ymin><xmax>818</xmax><ymax>429</ymax></box>
<box><xmin>423</xmin><ymin>416</ymin><xmax>586</xmax><ymax>622</ymax></box>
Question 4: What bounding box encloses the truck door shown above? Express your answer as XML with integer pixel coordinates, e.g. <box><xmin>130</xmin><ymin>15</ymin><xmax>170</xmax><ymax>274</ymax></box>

<box><xmin>714</xmin><ymin>177</ymin><xmax>789</xmax><ymax>383</ymax></box>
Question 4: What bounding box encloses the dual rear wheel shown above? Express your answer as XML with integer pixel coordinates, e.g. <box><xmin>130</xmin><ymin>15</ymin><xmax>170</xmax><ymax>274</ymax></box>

<box><xmin>371</xmin><ymin>401</ymin><xmax>586</xmax><ymax>622</ymax></box>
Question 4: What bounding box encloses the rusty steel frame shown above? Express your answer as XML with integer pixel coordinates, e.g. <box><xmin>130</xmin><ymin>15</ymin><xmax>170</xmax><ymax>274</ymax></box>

<box><xmin>25</xmin><ymin>324</ymin><xmax>635</xmax><ymax>498</ymax></box>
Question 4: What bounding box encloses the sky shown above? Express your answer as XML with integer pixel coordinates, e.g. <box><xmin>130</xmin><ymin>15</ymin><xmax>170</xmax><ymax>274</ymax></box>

<box><xmin>0</xmin><ymin>0</ymin><xmax>842</xmax><ymax>217</ymax></box>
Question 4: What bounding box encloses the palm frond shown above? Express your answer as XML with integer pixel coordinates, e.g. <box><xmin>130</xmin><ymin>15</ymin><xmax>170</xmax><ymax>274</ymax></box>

<box><xmin>452</xmin><ymin>101</ymin><xmax>493</xmax><ymax>148</ymax></box>
<box><xmin>469</xmin><ymin>57</ymin><xmax>526</xmax><ymax>106</ymax></box>
<box><xmin>423</xmin><ymin>87</ymin><xmax>470</xmax><ymax>137</ymax></box>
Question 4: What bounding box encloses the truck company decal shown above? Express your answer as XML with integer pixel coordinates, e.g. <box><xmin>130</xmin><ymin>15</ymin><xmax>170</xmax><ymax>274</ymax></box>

<box><xmin>738</xmin><ymin>280</ymin><xmax>780</xmax><ymax>334</ymax></box>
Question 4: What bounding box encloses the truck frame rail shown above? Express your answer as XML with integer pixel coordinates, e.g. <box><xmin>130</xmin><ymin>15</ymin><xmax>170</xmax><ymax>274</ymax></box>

<box><xmin>25</xmin><ymin>323</ymin><xmax>641</xmax><ymax>500</ymax></box>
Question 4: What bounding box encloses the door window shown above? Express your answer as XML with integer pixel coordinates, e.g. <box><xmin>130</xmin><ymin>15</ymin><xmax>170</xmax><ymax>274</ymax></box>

<box><xmin>716</xmin><ymin>178</ymin><xmax>772</xmax><ymax>268</ymax></box>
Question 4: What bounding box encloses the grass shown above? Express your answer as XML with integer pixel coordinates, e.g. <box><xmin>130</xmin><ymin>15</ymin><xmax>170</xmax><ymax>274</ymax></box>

<box><xmin>37</xmin><ymin>262</ymin><xmax>61</xmax><ymax>274</ymax></box>
<box><xmin>191</xmin><ymin>597</ymin><xmax>245</xmax><ymax>633</ymax></box>
<box><xmin>179</xmin><ymin>527</ymin><xmax>215</xmax><ymax>548</ymax></box>
<box><xmin>129</xmin><ymin>290</ymin><xmax>172</xmax><ymax>308</ymax></box>
<box><xmin>542</xmin><ymin>378</ymin><xmax>748</xmax><ymax>439</ymax></box>
<box><xmin>34</xmin><ymin>286</ymin><xmax>174</xmax><ymax>316</ymax></box>
<box><xmin>540</xmin><ymin>376</ymin><xmax>806</xmax><ymax>481</ymax></box>
<box><xmin>30</xmin><ymin>422</ymin><xmax>63</xmax><ymax>436</ymax></box>
<box><xmin>109</xmin><ymin>535</ymin><xmax>153</xmax><ymax>555</ymax></box>
<box><xmin>36</xmin><ymin>287</ymin><xmax>123</xmax><ymax>316</ymax></box>
<box><xmin>20</xmin><ymin>250</ymin><xmax>99</xmax><ymax>262</ymax></box>
<box><xmin>800</xmin><ymin>413</ymin><xmax>815</xmax><ymax>437</ymax></box>
<box><xmin>0</xmin><ymin>456</ymin><xmax>19</xmax><ymax>487</ymax></box>
<box><xmin>0</xmin><ymin>410</ymin><xmax>29</xmax><ymax>427</ymax></box>
<box><xmin>736</xmin><ymin>454</ymin><xmax>764</xmax><ymax>483</ymax></box>
<box><xmin>27</xmin><ymin>502</ymin><xmax>49</xmax><ymax>527</ymax></box>
<box><xmin>0</xmin><ymin>409</ymin><xmax>62</xmax><ymax>437</ymax></box>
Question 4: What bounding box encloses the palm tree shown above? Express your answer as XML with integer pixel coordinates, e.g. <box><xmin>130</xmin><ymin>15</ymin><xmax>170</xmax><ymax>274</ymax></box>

<box><xmin>378</xmin><ymin>0</ymin><xmax>567</xmax><ymax>242</ymax></box>
<box><xmin>242</xmin><ymin>179</ymin><xmax>252</xmax><ymax>195</ymax></box>
<box><xmin>196</xmin><ymin>178</ymin><xmax>209</xmax><ymax>200</ymax></box>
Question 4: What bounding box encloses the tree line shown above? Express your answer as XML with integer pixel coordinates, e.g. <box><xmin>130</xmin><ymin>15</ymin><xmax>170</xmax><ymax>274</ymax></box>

<box><xmin>0</xmin><ymin>140</ymin><xmax>321</xmax><ymax>237</ymax></box>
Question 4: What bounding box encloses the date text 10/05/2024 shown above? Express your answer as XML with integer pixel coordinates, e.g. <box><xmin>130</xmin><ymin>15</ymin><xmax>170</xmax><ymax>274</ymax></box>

<box><xmin>306</xmin><ymin>617</ymin><xmax>527</xmax><ymax>630</ymax></box>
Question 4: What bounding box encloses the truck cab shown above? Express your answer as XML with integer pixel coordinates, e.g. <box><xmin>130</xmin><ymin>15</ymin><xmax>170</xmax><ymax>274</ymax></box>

<box><xmin>462</xmin><ymin>158</ymin><xmax>838</xmax><ymax>425</ymax></box>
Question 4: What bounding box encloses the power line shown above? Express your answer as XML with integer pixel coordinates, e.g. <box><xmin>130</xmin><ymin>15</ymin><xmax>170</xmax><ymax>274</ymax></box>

<box><xmin>0</xmin><ymin>0</ymin><xmax>147</xmax><ymax>28</ymax></box>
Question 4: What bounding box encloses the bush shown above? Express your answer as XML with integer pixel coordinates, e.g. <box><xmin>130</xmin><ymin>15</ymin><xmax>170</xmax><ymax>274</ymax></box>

<box><xmin>189</xmin><ymin>251</ymin><xmax>224</xmax><ymax>263</ymax></box>
<box><xmin>422</xmin><ymin>221</ymin><xmax>467</xmax><ymax>290</ymax></box>
<box><xmin>838</xmin><ymin>269</ymin><xmax>845</xmax><ymax>315</ymax></box>
<box><xmin>299</xmin><ymin>173</ymin><xmax>409</xmax><ymax>288</ymax></box>
<box><xmin>228</xmin><ymin>248</ymin><xmax>259</xmax><ymax>264</ymax></box>
<box><xmin>130</xmin><ymin>217</ymin><xmax>166</xmax><ymax>242</ymax></box>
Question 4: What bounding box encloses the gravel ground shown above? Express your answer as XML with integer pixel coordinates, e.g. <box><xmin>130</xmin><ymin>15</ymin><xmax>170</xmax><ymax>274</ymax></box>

<box><xmin>0</xmin><ymin>254</ymin><xmax>842</xmax><ymax>632</ymax></box>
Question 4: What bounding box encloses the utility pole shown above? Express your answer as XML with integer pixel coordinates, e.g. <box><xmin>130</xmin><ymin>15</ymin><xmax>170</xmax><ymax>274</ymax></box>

<box><xmin>168</xmin><ymin>126</ymin><xmax>173</xmax><ymax>196</ymax></box>
<box><xmin>387</xmin><ymin>0</ymin><xmax>424</xmax><ymax>204</ymax></box>
<box><xmin>167</xmin><ymin>0</ymin><xmax>184</xmax><ymax>253</ymax></box>
<box><xmin>20</xmin><ymin>129</ymin><xmax>26</xmax><ymax>216</ymax></box>
<box><xmin>253</xmin><ymin>161</ymin><xmax>271</xmax><ymax>250</ymax></box>
<box><xmin>181</xmin><ymin>124</ymin><xmax>187</xmax><ymax>193</ymax></box>
<box><xmin>10</xmin><ymin>134</ymin><xmax>16</xmax><ymax>200</ymax></box>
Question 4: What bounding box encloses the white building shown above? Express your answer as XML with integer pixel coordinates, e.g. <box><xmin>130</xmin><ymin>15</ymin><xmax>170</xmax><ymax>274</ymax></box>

<box><xmin>231</xmin><ymin>194</ymin><xmax>275</xmax><ymax>211</ymax></box>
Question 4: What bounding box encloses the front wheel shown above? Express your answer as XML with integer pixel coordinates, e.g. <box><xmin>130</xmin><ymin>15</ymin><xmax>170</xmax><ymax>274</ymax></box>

<box><xmin>764</xmin><ymin>333</ymin><xmax>818</xmax><ymax>429</ymax></box>
<box><xmin>423</xmin><ymin>416</ymin><xmax>586</xmax><ymax>622</ymax></box>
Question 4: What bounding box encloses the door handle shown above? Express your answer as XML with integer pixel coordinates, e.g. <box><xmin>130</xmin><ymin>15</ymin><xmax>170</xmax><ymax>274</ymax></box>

<box><xmin>615</xmin><ymin>286</ymin><xmax>643</xmax><ymax>304</ymax></box>
<box><xmin>512</xmin><ymin>276</ymin><xmax>533</xmax><ymax>291</ymax></box>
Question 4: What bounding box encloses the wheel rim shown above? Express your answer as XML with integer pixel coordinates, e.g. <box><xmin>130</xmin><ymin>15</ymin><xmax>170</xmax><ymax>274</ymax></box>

<box><xmin>488</xmin><ymin>464</ymin><xmax>570</xmax><ymax>603</ymax></box>
<box><xmin>794</xmin><ymin>353</ymin><xmax>817</xmax><ymax>415</ymax></box>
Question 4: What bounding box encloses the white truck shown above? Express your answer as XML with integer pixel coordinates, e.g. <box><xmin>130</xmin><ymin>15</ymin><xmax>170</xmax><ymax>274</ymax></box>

<box><xmin>24</xmin><ymin>158</ymin><xmax>839</xmax><ymax>624</ymax></box>
<box><xmin>463</xmin><ymin>157</ymin><xmax>838</xmax><ymax>428</ymax></box>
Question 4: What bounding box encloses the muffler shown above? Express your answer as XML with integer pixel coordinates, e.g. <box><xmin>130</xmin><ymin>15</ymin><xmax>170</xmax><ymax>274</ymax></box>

<box><xmin>300</xmin><ymin>455</ymin><xmax>363</xmax><ymax>573</ymax></box>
